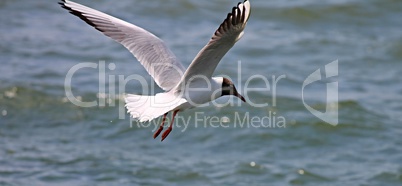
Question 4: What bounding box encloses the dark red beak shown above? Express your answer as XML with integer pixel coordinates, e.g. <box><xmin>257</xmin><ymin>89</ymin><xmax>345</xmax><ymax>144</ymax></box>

<box><xmin>235</xmin><ymin>93</ymin><xmax>246</xmax><ymax>103</ymax></box>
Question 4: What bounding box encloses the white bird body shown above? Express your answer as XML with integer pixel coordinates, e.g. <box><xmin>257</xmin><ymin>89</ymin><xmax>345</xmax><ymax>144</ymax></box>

<box><xmin>60</xmin><ymin>0</ymin><xmax>251</xmax><ymax>141</ymax></box>
<box><xmin>126</xmin><ymin>77</ymin><xmax>223</xmax><ymax>122</ymax></box>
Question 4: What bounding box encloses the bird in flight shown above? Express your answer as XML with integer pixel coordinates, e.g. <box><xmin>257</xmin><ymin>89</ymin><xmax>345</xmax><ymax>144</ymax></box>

<box><xmin>60</xmin><ymin>0</ymin><xmax>251</xmax><ymax>141</ymax></box>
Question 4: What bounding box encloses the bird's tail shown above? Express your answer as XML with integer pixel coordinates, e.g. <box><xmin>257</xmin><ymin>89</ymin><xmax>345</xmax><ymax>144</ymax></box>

<box><xmin>125</xmin><ymin>93</ymin><xmax>187</xmax><ymax>122</ymax></box>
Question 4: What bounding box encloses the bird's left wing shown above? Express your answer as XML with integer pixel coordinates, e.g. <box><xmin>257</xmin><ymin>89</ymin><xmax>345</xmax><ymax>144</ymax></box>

<box><xmin>59</xmin><ymin>0</ymin><xmax>186</xmax><ymax>91</ymax></box>
<box><xmin>176</xmin><ymin>0</ymin><xmax>251</xmax><ymax>88</ymax></box>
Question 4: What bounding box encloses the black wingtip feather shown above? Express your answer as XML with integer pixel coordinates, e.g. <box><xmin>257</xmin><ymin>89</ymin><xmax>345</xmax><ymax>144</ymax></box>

<box><xmin>59</xmin><ymin>0</ymin><xmax>105</xmax><ymax>32</ymax></box>
<box><xmin>225</xmin><ymin>13</ymin><xmax>232</xmax><ymax>30</ymax></box>
<box><xmin>213</xmin><ymin>1</ymin><xmax>250</xmax><ymax>38</ymax></box>
<box><xmin>231</xmin><ymin>7</ymin><xmax>236</xmax><ymax>25</ymax></box>
<box><xmin>237</xmin><ymin>7</ymin><xmax>242</xmax><ymax>24</ymax></box>
<box><xmin>241</xmin><ymin>4</ymin><xmax>246</xmax><ymax>23</ymax></box>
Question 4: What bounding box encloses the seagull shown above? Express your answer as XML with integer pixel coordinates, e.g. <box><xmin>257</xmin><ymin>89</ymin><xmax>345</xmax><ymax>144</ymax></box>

<box><xmin>60</xmin><ymin>0</ymin><xmax>251</xmax><ymax>141</ymax></box>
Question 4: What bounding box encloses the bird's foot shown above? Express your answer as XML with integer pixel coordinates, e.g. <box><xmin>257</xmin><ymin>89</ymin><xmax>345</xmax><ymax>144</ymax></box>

<box><xmin>153</xmin><ymin>113</ymin><xmax>168</xmax><ymax>139</ymax></box>
<box><xmin>153</xmin><ymin>126</ymin><xmax>164</xmax><ymax>139</ymax></box>
<box><xmin>161</xmin><ymin>127</ymin><xmax>172</xmax><ymax>141</ymax></box>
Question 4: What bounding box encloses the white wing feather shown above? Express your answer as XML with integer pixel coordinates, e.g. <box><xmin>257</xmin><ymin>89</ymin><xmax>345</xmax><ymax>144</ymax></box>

<box><xmin>60</xmin><ymin>0</ymin><xmax>186</xmax><ymax>91</ymax></box>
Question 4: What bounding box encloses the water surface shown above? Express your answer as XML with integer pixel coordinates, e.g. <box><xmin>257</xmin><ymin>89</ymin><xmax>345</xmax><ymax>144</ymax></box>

<box><xmin>1</xmin><ymin>0</ymin><xmax>402</xmax><ymax>185</ymax></box>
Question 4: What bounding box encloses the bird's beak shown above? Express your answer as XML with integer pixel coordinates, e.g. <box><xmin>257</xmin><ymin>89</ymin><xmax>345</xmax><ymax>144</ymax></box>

<box><xmin>235</xmin><ymin>93</ymin><xmax>246</xmax><ymax>103</ymax></box>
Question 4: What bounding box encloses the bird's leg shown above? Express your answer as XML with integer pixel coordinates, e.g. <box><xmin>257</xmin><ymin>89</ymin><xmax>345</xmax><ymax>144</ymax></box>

<box><xmin>161</xmin><ymin>110</ymin><xmax>179</xmax><ymax>141</ymax></box>
<box><xmin>153</xmin><ymin>113</ymin><xmax>168</xmax><ymax>139</ymax></box>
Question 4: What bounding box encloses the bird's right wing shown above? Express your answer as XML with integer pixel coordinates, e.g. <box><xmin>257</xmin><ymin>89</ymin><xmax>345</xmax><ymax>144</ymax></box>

<box><xmin>59</xmin><ymin>0</ymin><xmax>186</xmax><ymax>91</ymax></box>
<box><xmin>175</xmin><ymin>0</ymin><xmax>250</xmax><ymax>89</ymax></box>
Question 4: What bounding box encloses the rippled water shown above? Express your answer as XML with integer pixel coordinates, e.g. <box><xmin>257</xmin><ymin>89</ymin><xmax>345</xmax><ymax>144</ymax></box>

<box><xmin>1</xmin><ymin>0</ymin><xmax>402</xmax><ymax>185</ymax></box>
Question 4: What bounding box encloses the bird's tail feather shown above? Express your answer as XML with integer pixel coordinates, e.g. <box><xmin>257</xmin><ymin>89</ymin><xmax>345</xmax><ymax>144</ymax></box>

<box><xmin>125</xmin><ymin>93</ymin><xmax>187</xmax><ymax>122</ymax></box>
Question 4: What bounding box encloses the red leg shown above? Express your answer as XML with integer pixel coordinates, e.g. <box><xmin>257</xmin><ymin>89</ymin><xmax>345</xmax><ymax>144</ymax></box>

<box><xmin>161</xmin><ymin>110</ymin><xmax>179</xmax><ymax>141</ymax></box>
<box><xmin>153</xmin><ymin>113</ymin><xmax>168</xmax><ymax>139</ymax></box>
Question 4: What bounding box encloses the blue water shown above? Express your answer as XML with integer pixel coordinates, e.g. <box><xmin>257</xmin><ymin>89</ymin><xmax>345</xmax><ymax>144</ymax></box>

<box><xmin>1</xmin><ymin>0</ymin><xmax>402</xmax><ymax>185</ymax></box>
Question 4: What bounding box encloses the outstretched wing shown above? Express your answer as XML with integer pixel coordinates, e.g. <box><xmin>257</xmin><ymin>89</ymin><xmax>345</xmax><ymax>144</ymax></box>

<box><xmin>59</xmin><ymin>0</ymin><xmax>186</xmax><ymax>91</ymax></box>
<box><xmin>176</xmin><ymin>0</ymin><xmax>251</xmax><ymax>88</ymax></box>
